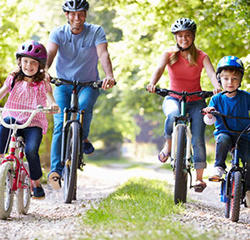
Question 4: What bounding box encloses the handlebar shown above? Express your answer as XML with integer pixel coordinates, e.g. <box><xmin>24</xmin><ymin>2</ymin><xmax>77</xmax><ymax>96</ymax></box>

<box><xmin>204</xmin><ymin>110</ymin><xmax>250</xmax><ymax>134</ymax></box>
<box><xmin>50</xmin><ymin>77</ymin><xmax>116</xmax><ymax>89</ymax></box>
<box><xmin>0</xmin><ymin>106</ymin><xmax>60</xmax><ymax>130</ymax></box>
<box><xmin>151</xmin><ymin>88</ymin><xmax>213</xmax><ymax>99</ymax></box>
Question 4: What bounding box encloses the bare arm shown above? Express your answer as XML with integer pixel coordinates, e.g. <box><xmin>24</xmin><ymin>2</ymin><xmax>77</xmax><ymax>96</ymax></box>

<box><xmin>0</xmin><ymin>85</ymin><xmax>9</xmax><ymax>101</ymax></box>
<box><xmin>203</xmin><ymin>55</ymin><xmax>221</xmax><ymax>94</ymax></box>
<box><xmin>147</xmin><ymin>51</ymin><xmax>169</xmax><ymax>93</ymax></box>
<box><xmin>46</xmin><ymin>91</ymin><xmax>60</xmax><ymax>112</ymax></box>
<box><xmin>46</xmin><ymin>42</ymin><xmax>59</xmax><ymax>70</ymax></box>
<box><xmin>96</xmin><ymin>43</ymin><xmax>115</xmax><ymax>90</ymax></box>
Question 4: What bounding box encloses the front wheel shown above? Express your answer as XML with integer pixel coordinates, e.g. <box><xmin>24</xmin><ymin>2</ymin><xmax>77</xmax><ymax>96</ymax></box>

<box><xmin>0</xmin><ymin>162</ymin><xmax>14</xmax><ymax>219</ymax></box>
<box><xmin>63</xmin><ymin>122</ymin><xmax>79</xmax><ymax>204</ymax></box>
<box><xmin>16</xmin><ymin>162</ymin><xmax>31</xmax><ymax>214</ymax></box>
<box><xmin>174</xmin><ymin>125</ymin><xmax>188</xmax><ymax>204</ymax></box>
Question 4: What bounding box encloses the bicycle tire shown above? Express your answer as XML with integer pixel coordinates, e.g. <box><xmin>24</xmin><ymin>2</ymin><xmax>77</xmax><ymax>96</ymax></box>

<box><xmin>63</xmin><ymin>122</ymin><xmax>79</xmax><ymax>204</ymax></box>
<box><xmin>0</xmin><ymin>162</ymin><xmax>14</xmax><ymax>219</ymax></box>
<box><xmin>230</xmin><ymin>171</ymin><xmax>241</xmax><ymax>222</ymax></box>
<box><xmin>16</xmin><ymin>162</ymin><xmax>31</xmax><ymax>214</ymax></box>
<box><xmin>174</xmin><ymin>125</ymin><xmax>188</xmax><ymax>204</ymax></box>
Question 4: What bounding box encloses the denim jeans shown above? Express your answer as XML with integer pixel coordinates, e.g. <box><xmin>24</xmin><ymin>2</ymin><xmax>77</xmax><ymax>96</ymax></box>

<box><xmin>162</xmin><ymin>96</ymin><xmax>207</xmax><ymax>169</ymax></box>
<box><xmin>50</xmin><ymin>84</ymin><xmax>99</xmax><ymax>176</ymax></box>
<box><xmin>0</xmin><ymin>117</ymin><xmax>43</xmax><ymax>180</ymax></box>
<box><xmin>215</xmin><ymin>133</ymin><xmax>250</xmax><ymax>190</ymax></box>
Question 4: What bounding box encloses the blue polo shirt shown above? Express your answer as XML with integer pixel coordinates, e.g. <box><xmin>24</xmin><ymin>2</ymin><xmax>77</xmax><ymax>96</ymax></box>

<box><xmin>48</xmin><ymin>22</ymin><xmax>107</xmax><ymax>82</ymax></box>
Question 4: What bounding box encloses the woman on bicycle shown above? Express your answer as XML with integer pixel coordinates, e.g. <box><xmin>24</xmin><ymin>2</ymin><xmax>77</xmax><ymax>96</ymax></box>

<box><xmin>202</xmin><ymin>56</ymin><xmax>250</xmax><ymax>206</ymax></box>
<box><xmin>0</xmin><ymin>40</ymin><xmax>59</xmax><ymax>199</ymax></box>
<box><xmin>147</xmin><ymin>18</ymin><xmax>221</xmax><ymax>192</ymax></box>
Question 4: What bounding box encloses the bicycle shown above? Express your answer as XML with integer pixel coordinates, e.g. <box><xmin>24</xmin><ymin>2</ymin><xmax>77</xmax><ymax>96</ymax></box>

<box><xmin>50</xmin><ymin>78</ymin><xmax>110</xmax><ymax>204</ymax></box>
<box><xmin>0</xmin><ymin>106</ymin><xmax>57</xmax><ymax>220</ymax></box>
<box><xmin>150</xmin><ymin>88</ymin><xmax>213</xmax><ymax>204</ymax></box>
<box><xmin>205</xmin><ymin>110</ymin><xmax>250</xmax><ymax>222</ymax></box>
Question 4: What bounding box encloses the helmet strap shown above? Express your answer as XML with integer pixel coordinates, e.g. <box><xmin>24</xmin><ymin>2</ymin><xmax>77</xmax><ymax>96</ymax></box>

<box><xmin>177</xmin><ymin>43</ymin><xmax>193</xmax><ymax>52</ymax></box>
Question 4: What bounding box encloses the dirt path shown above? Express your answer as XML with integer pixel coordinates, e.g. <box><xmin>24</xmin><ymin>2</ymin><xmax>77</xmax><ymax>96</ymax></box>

<box><xmin>0</xmin><ymin>161</ymin><xmax>250</xmax><ymax>240</ymax></box>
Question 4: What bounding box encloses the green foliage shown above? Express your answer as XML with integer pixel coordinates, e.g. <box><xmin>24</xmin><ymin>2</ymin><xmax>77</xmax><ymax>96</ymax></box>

<box><xmin>0</xmin><ymin>0</ymin><xmax>41</xmax><ymax>83</ymax></box>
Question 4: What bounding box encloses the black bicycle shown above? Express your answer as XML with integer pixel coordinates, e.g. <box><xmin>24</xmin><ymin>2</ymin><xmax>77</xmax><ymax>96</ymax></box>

<box><xmin>150</xmin><ymin>88</ymin><xmax>213</xmax><ymax>204</ymax></box>
<box><xmin>51</xmin><ymin>78</ymin><xmax>104</xmax><ymax>203</ymax></box>
<box><xmin>207</xmin><ymin>110</ymin><xmax>250</xmax><ymax>222</ymax></box>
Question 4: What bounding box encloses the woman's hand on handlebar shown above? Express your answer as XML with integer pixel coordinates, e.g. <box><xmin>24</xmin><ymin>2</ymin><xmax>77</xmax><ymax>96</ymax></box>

<box><xmin>146</xmin><ymin>83</ymin><xmax>156</xmax><ymax>93</ymax></box>
<box><xmin>102</xmin><ymin>77</ymin><xmax>116</xmax><ymax>90</ymax></box>
<box><xmin>213</xmin><ymin>87</ymin><xmax>222</xmax><ymax>95</ymax></box>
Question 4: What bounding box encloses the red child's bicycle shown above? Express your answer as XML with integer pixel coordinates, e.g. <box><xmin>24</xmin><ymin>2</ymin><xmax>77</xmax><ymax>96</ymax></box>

<box><xmin>0</xmin><ymin>106</ymin><xmax>57</xmax><ymax>219</ymax></box>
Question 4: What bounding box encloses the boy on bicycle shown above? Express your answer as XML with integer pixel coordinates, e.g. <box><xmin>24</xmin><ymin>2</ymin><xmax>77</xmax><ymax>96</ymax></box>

<box><xmin>203</xmin><ymin>56</ymin><xmax>250</xmax><ymax>206</ymax></box>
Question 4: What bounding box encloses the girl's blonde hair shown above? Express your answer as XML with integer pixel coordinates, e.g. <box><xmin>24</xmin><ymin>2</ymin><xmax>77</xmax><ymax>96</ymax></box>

<box><xmin>11</xmin><ymin>57</ymin><xmax>46</xmax><ymax>83</ymax></box>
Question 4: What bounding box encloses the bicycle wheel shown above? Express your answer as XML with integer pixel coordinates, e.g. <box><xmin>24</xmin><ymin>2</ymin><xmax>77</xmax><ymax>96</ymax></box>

<box><xmin>63</xmin><ymin>122</ymin><xmax>79</xmax><ymax>204</ymax></box>
<box><xmin>16</xmin><ymin>162</ymin><xmax>31</xmax><ymax>214</ymax></box>
<box><xmin>0</xmin><ymin>162</ymin><xmax>14</xmax><ymax>219</ymax></box>
<box><xmin>174</xmin><ymin>125</ymin><xmax>188</xmax><ymax>204</ymax></box>
<box><xmin>230</xmin><ymin>171</ymin><xmax>242</xmax><ymax>222</ymax></box>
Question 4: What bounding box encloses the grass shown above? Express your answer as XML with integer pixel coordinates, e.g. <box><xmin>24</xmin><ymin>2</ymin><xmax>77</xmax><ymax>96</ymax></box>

<box><xmin>80</xmin><ymin>178</ymin><xmax>216</xmax><ymax>240</ymax></box>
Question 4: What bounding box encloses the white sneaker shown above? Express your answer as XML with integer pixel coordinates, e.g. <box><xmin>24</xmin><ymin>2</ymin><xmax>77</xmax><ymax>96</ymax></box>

<box><xmin>245</xmin><ymin>191</ymin><xmax>250</xmax><ymax>207</ymax></box>
<box><xmin>209</xmin><ymin>166</ymin><xmax>224</xmax><ymax>181</ymax></box>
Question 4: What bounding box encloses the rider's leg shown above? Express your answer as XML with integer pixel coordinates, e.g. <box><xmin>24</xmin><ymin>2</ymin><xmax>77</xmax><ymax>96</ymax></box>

<box><xmin>20</xmin><ymin>127</ymin><xmax>43</xmax><ymax>181</ymax></box>
<box><xmin>188</xmin><ymin>100</ymin><xmax>207</xmax><ymax>178</ymax></box>
<box><xmin>50</xmin><ymin>85</ymin><xmax>71</xmax><ymax>177</ymax></box>
<box><xmin>160</xmin><ymin>97</ymin><xmax>180</xmax><ymax>162</ymax></box>
<box><xmin>78</xmin><ymin>86</ymin><xmax>99</xmax><ymax>154</ymax></box>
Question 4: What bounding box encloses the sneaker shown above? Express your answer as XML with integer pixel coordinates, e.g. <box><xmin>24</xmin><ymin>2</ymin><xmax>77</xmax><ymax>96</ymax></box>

<box><xmin>245</xmin><ymin>191</ymin><xmax>250</xmax><ymax>207</ymax></box>
<box><xmin>48</xmin><ymin>172</ymin><xmax>61</xmax><ymax>190</ymax></box>
<box><xmin>83</xmin><ymin>141</ymin><xmax>95</xmax><ymax>155</ymax></box>
<box><xmin>209</xmin><ymin>166</ymin><xmax>224</xmax><ymax>181</ymax></box>
<box><xmin>33</xmin><ymin>186</ymin><xmax>45</xmax><ymax>200</ymax></box>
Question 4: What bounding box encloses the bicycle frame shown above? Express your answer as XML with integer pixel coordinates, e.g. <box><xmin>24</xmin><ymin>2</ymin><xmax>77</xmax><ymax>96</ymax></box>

<box><xmin>208</xmin><ymin>110</ymin><xmax>250</xmax><ymax>222</ymax></box>
<box><xmin>151</xmin><ymin>88</ymin><xmax>213</xmax><ymax>204</ymax></box>
<box><xmin>0</xmin><ymin>106</ymin><xmax>56</xmax><ymax>219</ymax></box>
<box><xmin>50</xmin><ymin>78</ymin><xmax>106</xmax><ymax>203</ymax></box>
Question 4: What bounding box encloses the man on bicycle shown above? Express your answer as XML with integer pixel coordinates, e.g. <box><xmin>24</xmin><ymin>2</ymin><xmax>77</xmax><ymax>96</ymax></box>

<box><xmin>46</xmin><ymin>0</ymin><xmax>115</xmax><ymax>189</ymax></box>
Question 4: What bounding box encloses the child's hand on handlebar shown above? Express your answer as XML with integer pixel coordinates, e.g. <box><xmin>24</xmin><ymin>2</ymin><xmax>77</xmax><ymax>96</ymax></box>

<box><xmin>49</xmin><ymin>103</ymin><xmax>60</xmax><ymax>114</ymax></box>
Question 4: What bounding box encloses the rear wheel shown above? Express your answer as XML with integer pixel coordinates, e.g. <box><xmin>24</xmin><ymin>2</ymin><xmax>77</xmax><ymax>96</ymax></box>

<box><xmin>174</xmin><ymin>125</ymin><xmax>188</xmax><ymax>204</ymax></box>
<box><xmin>230</xmin><ymin>171</ymin><xmax>241</xmax><ymax>222</ymax></box>
<box><xmin>16</xmin><ymin>162</ymin><xmax>31</xmax><ymax>214</ymax></box>
<box><xmin>63</xmin><ymin>122</ymin><xmax>79</xmax><ymax>204</ymax></box>
<box><xmin>0</xmin><ymin>162</ymin><xmax>14</xmax><ymax>219</ymax></box>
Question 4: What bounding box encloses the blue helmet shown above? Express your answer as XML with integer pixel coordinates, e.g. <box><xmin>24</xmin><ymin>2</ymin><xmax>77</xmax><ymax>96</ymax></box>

<box><xmin>216</xmin><ymin>56</ymin><xmax>244</xmax><ymax>78</ymax></box>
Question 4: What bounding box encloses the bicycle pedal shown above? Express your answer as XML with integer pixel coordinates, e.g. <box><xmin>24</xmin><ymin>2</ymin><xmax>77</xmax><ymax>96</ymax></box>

<box><xmin>208</xmin><ymin>177</ymin><xmax>222</xmax><ymax>182</ymax></box>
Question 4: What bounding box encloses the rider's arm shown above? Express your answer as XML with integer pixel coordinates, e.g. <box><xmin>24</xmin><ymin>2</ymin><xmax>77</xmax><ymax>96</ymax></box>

<box><xmin>203</xmin><ymin>56</ymin><xmax>221</xmax><ymax>94</ymax></box>
<box><xmin>46</xmin><ymin>42</ymin><xmax>59</xmax><ymax>70</ymax></box>
<box><xmin>46</xmin><ymin>91</ymin><xmax>60</xmax><ymax>112</ymax></box>
<box><xmin>147</xmin><ymin>51</ymin><xmax>169</xmax><ymax>93</ymax></box>
<box><xmin>0</xmin><ymin>84</ymin><xmax>8</xmax><ymax>101</ymax></box>
<box><xmin>96</xmin><ymin>43</ymin><xmax>115</xmax><ymax>90</ymax></box>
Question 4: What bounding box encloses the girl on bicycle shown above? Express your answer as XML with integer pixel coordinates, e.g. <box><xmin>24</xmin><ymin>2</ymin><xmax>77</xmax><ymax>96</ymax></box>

<box><xmin>147</xmin><ymin>18</ymin><xmax>221</xmax><ymax>192</ymax></box>
<box><xmin>0</xmin><ymin>40</ymin><xmax>59</xmax><ymax>199</ymax></box>
<box><xmin>202</xmin><ymin>56</ymin><xmax>250</xmax><ymax>206</ymax></box>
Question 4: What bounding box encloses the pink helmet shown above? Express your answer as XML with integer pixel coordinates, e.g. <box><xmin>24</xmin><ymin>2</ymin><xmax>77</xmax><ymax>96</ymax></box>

<box><xmin>16</xmin><ymin>40</ymin><xmax>47</xmax><ymax>65</ymax></box>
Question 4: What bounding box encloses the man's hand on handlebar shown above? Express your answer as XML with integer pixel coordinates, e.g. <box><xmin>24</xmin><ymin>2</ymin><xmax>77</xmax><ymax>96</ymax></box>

<box><xmin>102</xmin><ymin>77</ymin><xmax>116</xmax><ymax>90</ymax></box>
